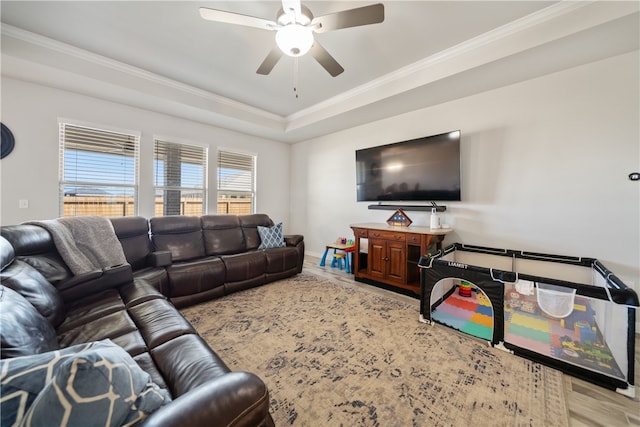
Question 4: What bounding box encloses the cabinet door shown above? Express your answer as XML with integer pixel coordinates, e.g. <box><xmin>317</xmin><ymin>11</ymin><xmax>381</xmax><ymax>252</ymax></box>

<box><xmin>368</xmin><ymin>238</ymin><xmax>387</xmax><ymax>280</ymax></box>
<box><xmin>386</xmin><ymin>240</ymin><xmax>406</xmax><ymax>282</ymax></box>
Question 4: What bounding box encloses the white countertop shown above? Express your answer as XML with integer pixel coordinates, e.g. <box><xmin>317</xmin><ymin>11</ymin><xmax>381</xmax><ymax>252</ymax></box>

<box><xmin>350</xmin><ymin>223</ymin><xmax>453</xmax><ymax>235</ymax></box>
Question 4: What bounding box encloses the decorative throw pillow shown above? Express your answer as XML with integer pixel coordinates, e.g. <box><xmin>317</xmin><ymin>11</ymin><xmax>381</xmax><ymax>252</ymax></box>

<box><xmin>257</xmin><ymin>222</ymin><xmax>285</xmax><ymax>249</ymax></box>
<box><xmin>1</xmin><ymin>342</ymin><xmax>104</xmax><ymax>426</ymax></box>
<box><xmin>0</xmin><ymin>340</ymin><xmax>170</xmax><ymax>427</ymax></box>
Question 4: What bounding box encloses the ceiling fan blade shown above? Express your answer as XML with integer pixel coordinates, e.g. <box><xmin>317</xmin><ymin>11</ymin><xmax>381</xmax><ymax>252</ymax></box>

<box><xmin>256</xmin><ymin>47</ymin><xmax>283</xmax><ymax>75</ymax></box>
<box><xmin>309</xmin><ymin>42</ymin><xmax>344</xmax><ymax>77</ymax></box>
<box><xmin>281</xmin><ymin>0</ymin><xmax>302</xmax><ymax>18</ymax></box>
<box><xmin>312</xmin><ymin>3</ymin><xmax>384</xmax><ymax>34</ymax></box>
<box><xmin>199</xmin><ymin>7</ymin><xmax>276</xmax><ymax>31</ymax></box>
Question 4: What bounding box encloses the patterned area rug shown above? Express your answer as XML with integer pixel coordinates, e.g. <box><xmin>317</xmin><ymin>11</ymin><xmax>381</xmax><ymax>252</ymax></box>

<box><xmin>181</xmin><ymin>273</ymin><xmax>569</xmax><ymax>426</ymax></box>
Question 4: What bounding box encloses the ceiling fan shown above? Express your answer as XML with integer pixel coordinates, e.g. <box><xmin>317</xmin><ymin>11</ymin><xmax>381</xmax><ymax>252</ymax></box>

<box><xmin>199</xmin><ymin>0</ymin><xmax>384</xmax><ymax>77</ymax></box>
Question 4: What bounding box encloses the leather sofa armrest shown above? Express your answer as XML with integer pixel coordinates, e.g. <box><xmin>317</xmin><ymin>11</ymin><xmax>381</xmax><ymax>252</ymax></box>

<box><xmin>57</xmin><ymin>270</ymin><xmax>103</xmax><ymax>290</ymax></box>
<box><xmin>140</xmin><ymin>372</ymin><xmax>270</xmax><ymax>427</ymax></box>
<box><xmin>284</xmin><ymin>234</ymin><xmax>303</xmax><ymax>247</ymax></box>
<box><xmin>56</xmin><ymin>264</ymin><xmax>133</xmax><ymax>302</ymax></box>
<box><xmin>148</xmin><ymin>251</ymin><xmax>172</xmax><ymax>268</ymax></box>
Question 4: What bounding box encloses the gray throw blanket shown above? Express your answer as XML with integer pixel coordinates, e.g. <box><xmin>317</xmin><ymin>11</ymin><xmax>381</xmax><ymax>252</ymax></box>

<box><xmin>26</xmin><ymin>216</ymin><xmax>127</xmax><ymax>275</ymax></box>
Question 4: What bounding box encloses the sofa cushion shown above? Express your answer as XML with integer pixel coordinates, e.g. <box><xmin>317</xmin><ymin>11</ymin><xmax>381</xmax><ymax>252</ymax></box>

<box><xmin>131</xmin><ymin>267</ymin><xmax>169</xmax><ymax>295</ymax></box>
<box><xmin>149</xmin><ymin>216</ymin><xmax>205</xmax><ymax>262</ymax></box>
<box><xmin>0</xmin><ymin>286</ymin><xmax>58</xmax><ymax>358</ymax></box>
<box><xmin>57</xmin><ymin>289</ymin><xmax>124</xmax><ymax>334</ymax></box>
<box><xmin>0</xmin><ymin>259</ymin><xmax>65</xmax><ymax>327</ymax></box>
<box><xmin>239</xmin><ymin>214</ymin><xmax>273</xmax><ymax>250</ymax></box>
<box><xmin>0</xmin><ymin>235</ymin><xmax>15</xmax><ymax>270</ymax></box>
<box><xmin>2</xmin><ymin>340</ymin><xmax>169</xmax><ymax>427</ymax></box>
<box><xmin>0</xmin><ymin>224</ymin><xmax>72</xmax><ymax>284</ymax></box>
<box><xmin>201</xmin><ymin>215</ymin><xmax>246</xmax><ymax>255</ymax></box>
<box><xmin>150</xmin><ymin>334</ymin><xmax>230</xmax><ymax>397</ymax></box>
<box><xmin>57</xmin><ymin>310</ymin><xmax>138</xmax><ymax>349</ymax></box>
<box><xmin>165</xmin><ymin>257</ymin><xmax>225</xmax><ymax>299</ymax></box>
<box><xmin>257</xmin><ymin>222</ymin><xmax>285</xmax><ymax>249</ymax></box>
<box><xmin>127</xmin><ymin>299</ymin><xmax>196</xmax><ymax>349</ymax></box>
<box><xmin>110</xmin><ymin>216</ymin><xmax>153</xmax><ymax>271</ymax></box>
<box><xmin>221</xmin><ymin>251</ymin><xmax>266</xmax><ymax>282</ymax></box>
<box><xmin>264</xmin><ymin>246</ymin><xmax>300</xmax><ymax>273</ymax></box>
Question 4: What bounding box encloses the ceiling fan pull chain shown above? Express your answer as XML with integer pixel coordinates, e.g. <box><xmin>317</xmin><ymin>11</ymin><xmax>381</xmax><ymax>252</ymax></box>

<box><xmin>294</xmin><ymin>57</ymin><xmax>299</xmax><ymax>99</ymax></box>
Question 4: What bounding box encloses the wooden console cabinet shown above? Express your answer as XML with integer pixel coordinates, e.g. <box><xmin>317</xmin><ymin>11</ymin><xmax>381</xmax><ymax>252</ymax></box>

<box><xmin>350</xmin><ymin>223</ymin><xmax>452</xmax><ymax>295</ymax></box>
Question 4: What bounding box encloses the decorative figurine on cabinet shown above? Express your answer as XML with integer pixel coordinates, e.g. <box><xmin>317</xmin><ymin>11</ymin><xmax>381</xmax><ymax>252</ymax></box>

<box><xmin>387</xmin><ymin>209</ymin><xmax>412</xmax><ymax>227</ymax></box>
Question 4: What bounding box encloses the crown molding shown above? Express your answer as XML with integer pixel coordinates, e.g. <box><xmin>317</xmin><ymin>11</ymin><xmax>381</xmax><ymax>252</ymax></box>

<box><xmin>2</xmin><ymin>0</ymin><xmax>637</xmax><ymax>143</ymax></box>
<box><xmin>285</xmin><ymin>0</ymin><xmax>638</xmax><ymax>132</ymax></box>
<box><xmin>1</xmin><ymin>24</ymin><xmax>285</xmax><ymax>127</ymax></box>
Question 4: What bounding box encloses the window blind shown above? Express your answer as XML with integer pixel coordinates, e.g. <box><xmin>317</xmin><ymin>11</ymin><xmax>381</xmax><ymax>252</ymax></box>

<box><xmin>59</xmin><ymin>123</ymin><xmax>139</xmax><ymax>217</ymax></box>
<box><xmin>217</xmin><ymin>151</ymin><xmax>255</xmax><ymax>192</ymax></box>
<box><xmin>217</xmin><ymin>150</ymin><xmax>255</xmax><ymax>214</ymax></box>
<box><xmin>154</xmin><ymin>139</ymin><xmax>207</xmax><ymax>216</ymax></box>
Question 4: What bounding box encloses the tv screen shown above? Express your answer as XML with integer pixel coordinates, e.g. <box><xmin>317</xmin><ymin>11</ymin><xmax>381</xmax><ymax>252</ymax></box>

<box><xmin>356</xmin><ymin>130</ymin><xmax>461</xmax><ymax>202</ymax></box>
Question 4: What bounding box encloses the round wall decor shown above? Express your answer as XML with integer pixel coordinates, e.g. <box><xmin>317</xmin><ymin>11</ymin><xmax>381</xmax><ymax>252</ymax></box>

<box><xmin>1</xmin><ymin>123</ymin><xmax>15</xmax><ymax>159</ymax></box>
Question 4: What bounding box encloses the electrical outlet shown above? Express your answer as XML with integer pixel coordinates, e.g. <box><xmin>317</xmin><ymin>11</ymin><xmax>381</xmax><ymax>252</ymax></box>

<box><xmin>19</xmin><ymin>199</ymin><xmax>29</xmax><ymax>209</ymax></box>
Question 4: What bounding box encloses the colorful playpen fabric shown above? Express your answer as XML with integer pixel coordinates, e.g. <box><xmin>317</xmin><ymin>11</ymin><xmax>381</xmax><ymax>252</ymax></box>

<box><xmin>431</xmin><ymin>287</ymin><xmax>494</xmax><ymax>341</ymax></box>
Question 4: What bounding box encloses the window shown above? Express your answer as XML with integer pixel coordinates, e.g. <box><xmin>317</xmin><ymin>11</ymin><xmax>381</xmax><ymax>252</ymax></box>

<box><xmin>154</xmin><ymin>139</ymin><xmax>208</xmax><ymax>216</ymax></box>
<box><xmin>59</xmin><ymin>122</ymin><xmax>139</xmax><ymax>217</ymax></box>
<box><xmin>217</xmin><ymin>150</ymin><xmax>256</xmax><ymax>214</ymax></box>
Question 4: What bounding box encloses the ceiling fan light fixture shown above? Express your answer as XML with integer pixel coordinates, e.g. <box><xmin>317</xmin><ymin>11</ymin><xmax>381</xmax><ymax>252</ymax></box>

<box><xmin>276</xmin><ymin>24</ymin><xmax>313</xmax><ymax>57</ymax></box>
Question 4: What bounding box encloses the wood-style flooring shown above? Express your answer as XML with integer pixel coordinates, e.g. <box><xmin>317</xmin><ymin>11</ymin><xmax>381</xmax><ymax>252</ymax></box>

<box><xmin>303</xmin><ymin>255</ymin><xmax>640</xmax><ymax>427</ymax></box>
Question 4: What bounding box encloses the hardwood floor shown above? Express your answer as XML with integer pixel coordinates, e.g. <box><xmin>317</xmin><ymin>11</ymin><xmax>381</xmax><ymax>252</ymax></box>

<box><xmin>303</xmin><ymin>255</ymin><xmax>640</xmax><ymax>427</ymax></box>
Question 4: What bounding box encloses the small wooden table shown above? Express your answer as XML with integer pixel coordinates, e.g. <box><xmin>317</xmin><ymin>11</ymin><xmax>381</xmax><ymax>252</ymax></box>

<box><xmin>319</xmin><ymin>243</ymin><xmax>356</xmax><ymax>273</ymax></box>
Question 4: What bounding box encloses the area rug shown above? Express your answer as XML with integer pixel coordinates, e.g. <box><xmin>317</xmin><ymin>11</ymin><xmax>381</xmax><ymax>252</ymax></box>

<box><xmin>181</xmin><ymin>273</ymin><xmax>569</xmax><ymax>427</ymax></box>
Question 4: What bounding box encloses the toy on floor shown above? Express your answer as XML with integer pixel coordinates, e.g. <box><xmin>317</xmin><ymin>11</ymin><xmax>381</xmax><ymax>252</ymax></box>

<box><xmin>458</xmin><ymin>281</ymin><xmax>473</xmax><ymax>297</ymax></box>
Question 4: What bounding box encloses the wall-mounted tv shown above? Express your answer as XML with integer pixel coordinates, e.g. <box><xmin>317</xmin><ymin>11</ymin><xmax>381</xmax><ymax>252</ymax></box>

<box><xmin>355</xmin><ymin>130</ymin><xmax>461</xmax><ymax>202</ymax></box>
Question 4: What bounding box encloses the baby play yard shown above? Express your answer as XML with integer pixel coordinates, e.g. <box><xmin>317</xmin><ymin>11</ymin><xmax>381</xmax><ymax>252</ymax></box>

<box><xmin>419</xmin><ymin>243</ymin><xmax>638</xmax><ymax>397</ymax></box>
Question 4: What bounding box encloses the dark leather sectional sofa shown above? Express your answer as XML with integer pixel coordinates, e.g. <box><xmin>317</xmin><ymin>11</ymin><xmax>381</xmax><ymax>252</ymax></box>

<box><xmin>0</xmin><ymin>213</ymin><xmax>304</xmax><ymax>426</ymax></box>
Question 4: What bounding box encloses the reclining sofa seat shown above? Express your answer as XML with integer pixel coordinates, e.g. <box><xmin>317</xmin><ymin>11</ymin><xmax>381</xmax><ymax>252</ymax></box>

<box><xmin>110</xmin><ymin>216</ymin><xmax>170</xmax><ymax>295</ymax></box>
<box><xmin>149</xmin><ymin>214</ymin><xmax>304</xmax><ymax>308</ymax></box>
<box><xmin>0</xmin><ymin>221</ymin><xmax>276</xmax><ymax>426</ymax></box>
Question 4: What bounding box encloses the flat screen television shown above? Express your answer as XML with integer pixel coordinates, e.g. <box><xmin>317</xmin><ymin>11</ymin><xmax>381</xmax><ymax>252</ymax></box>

<box><xmin>355</xmin><ymin>130</ymin><xmax>461</xmax><ymax>202</ymax></box>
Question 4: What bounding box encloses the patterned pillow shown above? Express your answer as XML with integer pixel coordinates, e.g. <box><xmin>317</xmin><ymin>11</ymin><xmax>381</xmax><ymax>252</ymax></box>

<box><xmin>0</xmin><ymin>340</ymin><xmax>170</xmax><ymax>427</ymax></box>
<box><xmin>257</xmin><ymin>222</ymin><xmax>285</xmax><ymax>249</ymax></box>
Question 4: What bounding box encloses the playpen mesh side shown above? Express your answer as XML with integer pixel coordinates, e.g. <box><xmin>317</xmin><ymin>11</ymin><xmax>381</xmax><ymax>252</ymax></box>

<box><xmin>504</xmin><ymin>266</ymin><xmax>633</xmax><ymax>386</ymax></box>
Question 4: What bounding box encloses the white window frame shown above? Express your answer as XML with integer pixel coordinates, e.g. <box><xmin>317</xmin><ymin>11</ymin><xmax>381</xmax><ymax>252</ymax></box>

<box><xmin>58</xmin><ymin>120</ymin><xmax>140</xmax><ymax>217</ymax></box>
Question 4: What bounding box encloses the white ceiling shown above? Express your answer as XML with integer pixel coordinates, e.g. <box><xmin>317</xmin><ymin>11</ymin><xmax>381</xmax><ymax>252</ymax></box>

<box><xmin>1</xmin><ymin>1</ymin><xmax>638</xmax><ymax>143</ymax></box>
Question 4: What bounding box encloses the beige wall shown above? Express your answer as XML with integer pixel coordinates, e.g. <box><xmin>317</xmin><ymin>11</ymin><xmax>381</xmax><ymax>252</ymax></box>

<box><xmin>290</xmin><ymin>51</ymin><xmax>640</xmax><ymax>301</ymax></box>
<box><xmin>2</xmin><ymin>50</ymin><xmax>638</xmax><ymax>324</ymax></box>
<box><xmin>0</xmin><ymin>78</ymin><xmax>292</xmax><ymax>230</ymax></box>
